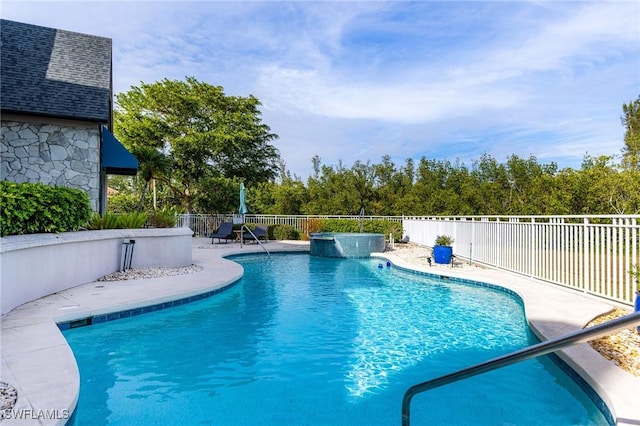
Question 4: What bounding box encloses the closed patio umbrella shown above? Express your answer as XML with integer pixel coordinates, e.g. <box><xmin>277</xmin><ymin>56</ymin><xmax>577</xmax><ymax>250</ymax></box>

<box><xmin>239</xmin><ymin>182</ymin><xmax>248</xmax><ymax>218</ymax></box>
<box><xmin>239</xmin><ymin>183</ymin><xmax>248</xmax><ymax>245</ymax></box>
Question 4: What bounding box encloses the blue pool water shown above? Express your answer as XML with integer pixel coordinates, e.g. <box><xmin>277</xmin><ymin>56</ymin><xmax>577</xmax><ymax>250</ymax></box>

<box><xmin>63</xmin><ymin>254</ymin><xmax>608</xmax><ymax>425</ymax></box>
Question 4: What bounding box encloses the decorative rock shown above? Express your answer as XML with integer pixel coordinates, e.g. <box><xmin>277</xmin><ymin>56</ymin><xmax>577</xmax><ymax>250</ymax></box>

<box><xmin>0</xmin><ymin>381</ymin><xmax>18</xmax><ymax>419</ymax></box>
<box><xmin>97</xmin><ymin>265</ymin><xmax>204</xmax><ymax>282</ymax></box>
<box><xmin>587</xmin><ymin>307</ymin><xmax>640</xmax><ymax>377</ymax></box>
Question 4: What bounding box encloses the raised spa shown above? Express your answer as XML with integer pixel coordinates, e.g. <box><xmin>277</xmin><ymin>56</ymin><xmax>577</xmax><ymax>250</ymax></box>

<box><xmin>309</xmin><ymin>232</ymin><xmax>385</xmax><ymax>258</ymax></box>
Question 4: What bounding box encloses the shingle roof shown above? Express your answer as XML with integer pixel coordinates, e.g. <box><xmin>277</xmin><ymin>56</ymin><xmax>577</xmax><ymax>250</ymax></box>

<box><xmin>1</xmin><ymin>19</ymin><xmax>112</xmax><ymax>122</ymax></box>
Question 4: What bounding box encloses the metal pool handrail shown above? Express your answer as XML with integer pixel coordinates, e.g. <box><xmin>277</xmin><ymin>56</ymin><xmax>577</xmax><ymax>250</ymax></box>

<box><xmin>240</xmin><ymin>225</ymin><xmax>270</xmax><ymax>257</ymax></box>
<box><xmin>401</xmin><ymin>311</ymin><xmax>640</xmax><ymax>426</ymax></box>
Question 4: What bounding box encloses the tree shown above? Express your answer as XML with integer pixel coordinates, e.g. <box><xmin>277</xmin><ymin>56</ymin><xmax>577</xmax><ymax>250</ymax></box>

<box><xmin>114</xmin><ymin>77</ymin><xmax>280</xmax><ymax>212</ymax></box>
<box><xmin>192</xmin><ymin>176</ymin><xmax>241</xmax><ymax>214</ymax></box>
<box><xmin>621</xmin><ymin>95</ymin><xmax>640</xmax><ymax>171</ymax></box>
<box><xmin>130</xmin><ymin>146</ymin><xmax>171</xmax><ymax>211</ymax></box>
<box><xmin>471</xmin><ymin>153</ymin><xmax>511</xmax><ymax>214</ymax></box>
<box><xmin>350</xmin><ymin>160</ymin><xmax>376</xmax><ymax>215</ymax></box>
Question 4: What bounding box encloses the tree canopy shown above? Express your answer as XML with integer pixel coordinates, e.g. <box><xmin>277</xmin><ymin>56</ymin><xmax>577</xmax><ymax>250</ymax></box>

<box><xmin>113</xmin><ymin>77</ymin><xmax>280</xmax><ymax>212</ymax></box>
<box><xmin>622</xmin><ymin>94</ymin><xmax>640</xmax><ymax>171</ymax></box>
<box><xmin>109</xmin><ymin>87</ymin><xmax>639</xmax><ymax>217</ymax></box>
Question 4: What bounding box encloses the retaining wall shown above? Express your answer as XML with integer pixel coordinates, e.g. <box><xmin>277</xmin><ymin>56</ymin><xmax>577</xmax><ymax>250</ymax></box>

<box><xmin>0</xmin><ymin>227</ymin><xmax>193</xmax><ymax>315</ymax></box>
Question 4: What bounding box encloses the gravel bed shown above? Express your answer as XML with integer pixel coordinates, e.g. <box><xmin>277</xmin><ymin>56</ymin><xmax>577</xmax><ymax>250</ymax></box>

<box><xmin>0</xmin><ymin>381</ymin><xmax>18</xmax><ymax>419</ymax></box>
<box><xmin>97</xmin><ymin>265</ymin><xmax>203</xmax><ymax>281</ymax></box>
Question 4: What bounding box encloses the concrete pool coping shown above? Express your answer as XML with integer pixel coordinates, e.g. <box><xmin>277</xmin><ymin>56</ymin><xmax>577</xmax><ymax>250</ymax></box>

<box><xmin>1</xmin><ymin>239</ymin><xmax>638</xmax><ymax>425</ymax></box>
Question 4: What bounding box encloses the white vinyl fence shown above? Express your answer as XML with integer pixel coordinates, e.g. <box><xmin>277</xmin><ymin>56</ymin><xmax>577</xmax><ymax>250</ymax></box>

<box><xmin>175</xmin><ymin>214</ymin><xmax>403</xmax><ymax>237</ymax></box>
<box><xmin>175</xmin><ymin>214</ymin><xmax>227</xmax><ymax>237</ymax></box>
<box><xmin>403</xmin><ymin>215</ymin><xmax>639</xmax><ymax>306</ymax></box>
<box><xmin>176</xmin><ymin>213</ymin><xmax>639</xmax><ymax>305</ymax></box>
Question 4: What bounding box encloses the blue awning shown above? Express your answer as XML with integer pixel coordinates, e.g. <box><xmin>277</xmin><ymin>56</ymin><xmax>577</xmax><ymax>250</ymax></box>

<box><xmin>101</xmin><ymin>126</ymin><xmax>138</xmax><ymax>175</ymax></box>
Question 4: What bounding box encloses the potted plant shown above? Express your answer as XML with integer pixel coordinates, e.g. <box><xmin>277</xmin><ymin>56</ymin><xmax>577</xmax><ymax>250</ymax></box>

<box><xmin>433</xmin><ymin>235</ymin><xmax>454</xmax><ymax>264</ymax></box>
<box><xmin>632</xmin><ymin>266</ymin><xmax>640</xmax><ymax>332</ymax></box>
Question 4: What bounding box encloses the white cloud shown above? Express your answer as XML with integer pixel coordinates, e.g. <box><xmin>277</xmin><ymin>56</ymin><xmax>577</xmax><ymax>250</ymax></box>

<box><xmin>3</xmin><ymin>0</ymin><xmax>638</xmax><ymax>178</ymax></box>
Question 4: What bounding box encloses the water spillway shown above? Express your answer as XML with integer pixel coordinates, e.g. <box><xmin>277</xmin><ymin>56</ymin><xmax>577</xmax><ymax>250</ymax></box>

<box><xmin>309</xmin><ymin>233</ymin><xmax>385</xmax><ymax>258</ymax></box>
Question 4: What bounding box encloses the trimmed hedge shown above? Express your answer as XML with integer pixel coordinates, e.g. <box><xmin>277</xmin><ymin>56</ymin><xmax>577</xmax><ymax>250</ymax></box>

<box><xmin>272</xmin><ymin>224</ymin><xmax>300</xmax><ymax>240</ymax></box>
<box><xmin>317</xmin><ymin>219</ymin><xmax>403</xmax><ymax>241</ymax></box>
<box><xmin>0</xmin><ymin>181</ymin><xmax>92</xmax><ymax>236</ymax></box>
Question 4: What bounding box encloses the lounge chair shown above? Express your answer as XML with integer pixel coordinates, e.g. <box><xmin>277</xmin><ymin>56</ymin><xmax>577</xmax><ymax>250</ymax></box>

<box><xmin>242</xmin><ymin>225</ymin><xmax>268</xmax><ymax>243</ymax></box>
<box><xmin>210</xmin><ymin>222</ymin><xmax>235</xmax><ymax>244</ymax></box>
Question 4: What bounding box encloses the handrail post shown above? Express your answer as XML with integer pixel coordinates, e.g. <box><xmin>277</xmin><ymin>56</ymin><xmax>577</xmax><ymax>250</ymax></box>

<box><xmin>401</xmin><ymin>311</ymin><xmax>640</xmax><ymax>426</ymax></box>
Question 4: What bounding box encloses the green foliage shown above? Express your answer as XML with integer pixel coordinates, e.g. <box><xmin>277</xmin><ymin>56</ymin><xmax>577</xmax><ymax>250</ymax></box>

<box><xmin>84</xmin><ymin>212</ymin><xmax>148</xmax><ymax>230</ymax></box>
<box><xmin>621</xmin><ymin>95</ymin><xmax>640</xmax><ymax>171</ymax></box>
<box><xmin>85</xmin><ymin>212</ymin><xmax>120</xmax><ymax>230</ymax></box>
<box><xmin>114</xmin><ymin>76</ymin><xmax>281</xmax><ymax>212</ymax></box>
<box><xmin>434</xmin><ymin>235</ymin><xmax>454</xmax><ymax>246</ymax></box>
<box><xmin>318</xmin><ymin>219</ymin><xmax>360</xmax><ymax>233</ymax></box>
<box><xmin>107</xmin><ymin>193</ymin><xmax>138</xmax><ymax>213</ymax></box>
<box><xmin>0</xmin><ymin>181</ymin><xmax>92</xmax><ymax>236</ymax></box>
<box><xmin>108</xmin><ymin>93</ymin><xmax>639</xmax><ymax>216</ymax></box>
<box><xmin>316</xmin><ymin>219</ymin><xmax>403</xmax><ymax>241</ymax></box>
<box><xmin>193</xmin><ymin>176</ymin><xmax>242</xmax><ymax>214</ymax></box>
<box><xmin>130</xmin><ymin>147</ymin><xmax>172</xmax><ymax>211</ymax></box>
<box><xmin>117</xmin><ymin>212</ymin><xmax>149</xmax><ymax>229</ymax></box>
<box><xmin>631</xmin><ymin>265</ymin><xmax>640</xmax><ymax>292</ymax></box>
<box><xmin>272</xmin><ymin>224</ymin><xmax>300</xmax><ymax>240</ymax></box>
<box><xmin>251</xmin><ymin>176</ymin><xmax>308</xmax><ymax>215</ymax></box>
<box><xmin>148</xmin><ymin>207</ymin><xmax>177</xmax><ymax>228</ymax></box>
<box><xmin>301</xmin><ymin>218</ymin><xmax>323</xmax><ymax>239</ymax></box>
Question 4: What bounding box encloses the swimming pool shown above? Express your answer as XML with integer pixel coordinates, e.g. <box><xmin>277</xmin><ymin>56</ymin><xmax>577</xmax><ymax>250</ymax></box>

<box><xmin>63</xmin><ymin>253</ymin><xmax>608</xmax><ymax>425</ymax></box>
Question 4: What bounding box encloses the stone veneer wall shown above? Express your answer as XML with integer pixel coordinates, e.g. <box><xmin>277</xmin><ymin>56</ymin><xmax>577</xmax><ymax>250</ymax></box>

<box><xmin>0</xmin><ymin>120</ymin><xmax>100</xmax><ymax>210</ymax></box>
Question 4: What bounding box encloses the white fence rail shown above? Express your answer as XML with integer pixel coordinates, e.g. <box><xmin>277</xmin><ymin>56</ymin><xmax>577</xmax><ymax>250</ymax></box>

<box><xmin>175</xmin><ymin>214</ymin><xmax>227</xmax><ymax>237</ymax></box>
<box><xmin>176</xmin><ymin>213</ymin><xmax>639</xmax><ymax>305</ymax></box>
<box><xmin>175</xmin><ymin>214</ymin><xmax>403</xmax><ymax>237</ymax></box>
<box><xmin>403</xmin><ymin>215</ymin><xmax>639</xmax><ymax>306</ymax></box>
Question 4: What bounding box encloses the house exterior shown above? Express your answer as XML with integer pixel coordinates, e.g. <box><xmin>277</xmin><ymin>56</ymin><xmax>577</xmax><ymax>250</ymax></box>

<box><xmin>0</xmin><ymin>19</ymin><xmax>137</xmax><ymax>213</ymax></box>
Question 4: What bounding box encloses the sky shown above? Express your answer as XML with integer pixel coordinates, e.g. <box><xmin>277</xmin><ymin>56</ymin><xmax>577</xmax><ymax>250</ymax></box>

<box><xmin>3</xmin><ymin>0</ymin><xmax>639</xmax><ymax>179</ymax></box>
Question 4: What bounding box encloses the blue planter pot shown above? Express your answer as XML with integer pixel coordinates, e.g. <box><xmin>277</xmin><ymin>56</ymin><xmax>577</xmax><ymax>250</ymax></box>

<box><xmin>635</xmin><ymin>292</ymin><xmax>640</xmax><ymax>332</ymax></box>
<box><xmin>433</xmin><ymin>246</ymin><xmax>453</xmax><ymax>264</ymax></box>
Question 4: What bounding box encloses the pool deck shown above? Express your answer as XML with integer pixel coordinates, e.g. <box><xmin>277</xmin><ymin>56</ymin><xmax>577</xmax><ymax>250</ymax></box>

<box><xmin>1</xmin><ymin>239</ymin><xmax>639</xmax><ymax>425</ymax></box>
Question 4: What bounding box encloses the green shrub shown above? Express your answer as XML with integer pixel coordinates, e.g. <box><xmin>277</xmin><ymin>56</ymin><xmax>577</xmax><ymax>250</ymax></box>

<box><xmin>631</xmin><ymin>265</ymin><xmax>640</xmax><ymax>292</ymax></box>
<box><xmin>85</xmin><ymin>212</ymin><xmax>120</xmax><ymax>229</ymax></box>
<box><xmin>117</xmin><ymin>212</ymin><xmax>148</xmax><ymax>229</ymax></box>
<box><xmin>148</xmin><ymin>207</ymin><xmax>176</xmax><ymax>228</ymax></box>
<box><xmin>0</xmin><ymin>181</ymin><xmax>92</xmax><ymax>236</ymax></box>
<box><xmin>316</xmin><ymin>219</ymin><xmax>403</xmax><ymax>241</ymax></box>
<box><xmin>84</xmin><ymin>212</ymin><xmax>148</xmax><ymax>230</ymax></box>
<box><xmin>434</xmin><ymin>235</ymin><xmax>454</xmax><ymax>246</ymax></box>
<box><xmin>301</xmin><ymin>218</ymin><xmax>323</xmax><ymax>239</ymax></box>
<box><xmin>107</xmin><ymin>193</ymin><xmax>138</xmax><ymax>213</ymax></box>
<box><xmin>272</xmin><ymin>224</ymin><xmax>300</xmax><ymax>240</ymax></box>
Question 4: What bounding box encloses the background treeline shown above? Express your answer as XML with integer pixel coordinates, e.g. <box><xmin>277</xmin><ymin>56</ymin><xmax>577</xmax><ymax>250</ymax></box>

<box><xmin>108</xmin><ymin>79</ymin><xmax>639</xmax><ymax>217</ymax></box>
<box><xmin>109</xmin><ymin>151</ymin><xmax>638</xmax><ymax>217</ymax></box>
<box><xmin>251</xmin><ymin>153</ymin><xmax>639</xmax><ymax>216</ymax></box>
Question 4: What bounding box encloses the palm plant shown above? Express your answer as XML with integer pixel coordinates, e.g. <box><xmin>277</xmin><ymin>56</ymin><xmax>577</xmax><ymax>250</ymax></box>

<box><xmin>131</xmin><ymin>146</ymin><xmax>171</xmax><ymax>212</ymax></box>
<box><xmin>434</xmin><ymin>235</ymin><xmax>454</xmax><ymax>246</ymax></box>
<box><xmin>631</xmin><ymin>265</ymin><xmax>640</xmax><ymax>292</ymax></box>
